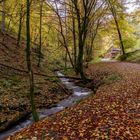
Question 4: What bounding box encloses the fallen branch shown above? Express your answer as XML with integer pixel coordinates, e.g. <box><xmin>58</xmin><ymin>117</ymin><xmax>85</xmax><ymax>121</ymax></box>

<box><xmin>0</xmin><ymin>41</ymin><xmax>9</xmax><ymax>49</ymax></box>
<box><xmin>56</xmin><ymin>81</ymin><xmax>71</xmax><ymax>95</ymax></box>
<box><xmin>0</xmin><ymin>63</ymin><xmax>28</xmax><ymax>74</ymax></box>
<box><xmin>0</xmin><ymin>63</ymin><xmax>84</xmax><ymax>80</ymax></box>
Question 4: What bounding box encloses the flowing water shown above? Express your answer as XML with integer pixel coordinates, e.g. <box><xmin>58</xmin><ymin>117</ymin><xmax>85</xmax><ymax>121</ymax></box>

<box><xmin>0</xmin><ymin>71</ymin><xmax>92</xmax><ymax>140</ymax></box>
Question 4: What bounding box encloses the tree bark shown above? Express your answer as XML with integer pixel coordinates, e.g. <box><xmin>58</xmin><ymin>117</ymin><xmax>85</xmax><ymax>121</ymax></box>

<box><xmin>17</xmin><ymin>5</ymin><xmax>23</xmax><ymax>47</ymax></box>
<box><xmin>113</xmin><ymin>16</ymin><xmax>125</xmax><ymax>55</ymax></box>
<box><xmin>71</xmin><ymin>4</ymin><xmax>77</xmax><ymax>70</ymax></box>
<box><xmin>26</xmin><ymin>0</ymin><xmax>39</xmax><ymax>122</ymax></box>
<box><xmin>107</xmin><ymin>0</ymin><xmax>125</xmax><ymax>55</ymax></box>
<box><xmin>54</xmin><ymin>2</ymin><xmax>75</xmax><ymax>69</ymax></box>
<box><xmin>37</xmin><ymin>0</ymin><xmax>43</xmax><ymax>67</ymax></box>
<box><xmin>1</xmin><ymin>0</ymin><xmax>5</xmax><ymax>33</ymax></box>
<box><xmin>72</xmin><ymin>0</ymin><xmax>88</xmax><ymax>81</ymax></box>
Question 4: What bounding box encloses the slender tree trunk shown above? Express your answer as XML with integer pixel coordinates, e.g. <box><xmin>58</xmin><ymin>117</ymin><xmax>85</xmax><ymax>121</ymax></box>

<box><xmin>17</xmin><ymin>6</ymin><xmax>23</xmax><ymax>47</ymax></box>
<box><xmin>26</xmin><ymin>0</ymin><xmax>39</xmax><ymax>122</ymax></box>
<box><xmin>113</xmin><ymin>16</ymin><xmax>125</xmax><ymax>55</ymax></box>
<box><xmin>65</xmin><ymin>52</ymin><xmax>67</xmax><ymax>69</ymax></box>
<box><xmin>87</xmin><ymin>19</ymin><xmax>101</xmax><ymax>62</ymax></box>
<box><xmin>72</xmin><ymin>0</ymin><xmax>88</xmax><ymax>81</ymax></box>
<box><xmin>72</xmin><ymin>6</ymin><xmax>77</xmax><ymax>70</ymax></box>
<box><xmin>38</xmin><ymin>0</ymin><xmax>43</xmax><ymax>67</ymax></box>
<box><xmin>7</xmin><ymin>2</ymin><xmax>19</xmax><ymax>32</ymax></box>
<box><xmin>55</xmin><ymin>6</ymin><xmax>74</xmax><ymax>69</ymax></box>
<box><xmin>108</xmin><ymin>0</ymin><xmax>125</xmax><ymax>55</ymax></box>
<box><xmin>1</xmin><ymin>0</ymin><xmax>5</xmax><ymax>33</ymax></box>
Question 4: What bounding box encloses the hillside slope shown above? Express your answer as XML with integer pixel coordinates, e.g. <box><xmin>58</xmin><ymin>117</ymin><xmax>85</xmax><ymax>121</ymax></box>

<box><xmin>126</xmin><ymin>50</ymin><xmax>140</xmax><ymax>62</ymax></box>
<box><xmin>0</xmin><ymin>32</ymin><xmax>70</xmax><ymax>132</ymax></box>
<box><xmin>118</xmin><ymin>49</ymin><xmax>140</xmax><ymax>63</ymax></box>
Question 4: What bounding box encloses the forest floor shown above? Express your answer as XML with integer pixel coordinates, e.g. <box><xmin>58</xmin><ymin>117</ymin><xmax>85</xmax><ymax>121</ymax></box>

<box><xmin>0</xmin><ymin>33</ymin><xmax>71</xmax><ymax>132</ymax></box>
<box><xmin>8</xmin><ymin>62</ymin><xmax>140</xmax><ymax>140</ymax></box>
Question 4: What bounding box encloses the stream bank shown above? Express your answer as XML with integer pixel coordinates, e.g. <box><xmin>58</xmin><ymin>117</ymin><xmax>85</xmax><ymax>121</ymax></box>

<box><xmin>0</xmin><ymin>71</ymin><xmax>92</xmax><ymax>140</ymax></box>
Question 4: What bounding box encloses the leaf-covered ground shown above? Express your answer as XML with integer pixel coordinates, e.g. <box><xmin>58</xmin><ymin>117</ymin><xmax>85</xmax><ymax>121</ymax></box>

<box><xmin>8</xmin><ymin>62</ymin><xmax>140</xmax><ymax>140</ymax></box>
<box><xmin>0</xmin><ymin>33</ymin><xmax>71</xmax><ymax>132</ymax></box>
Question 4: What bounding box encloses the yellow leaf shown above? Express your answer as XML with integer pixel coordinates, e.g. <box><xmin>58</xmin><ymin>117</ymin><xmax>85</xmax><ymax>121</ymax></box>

<box><xmin>63</xmin><ymin>136</ymin><xmax>69</xmax><ymax>140</ymax></box>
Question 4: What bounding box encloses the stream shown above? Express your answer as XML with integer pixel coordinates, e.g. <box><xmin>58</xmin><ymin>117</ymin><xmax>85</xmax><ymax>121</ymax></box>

<box><xmin>0</xmin><ymin>71</ymin><xmax>92</xmax><ymax>140</ymax></box>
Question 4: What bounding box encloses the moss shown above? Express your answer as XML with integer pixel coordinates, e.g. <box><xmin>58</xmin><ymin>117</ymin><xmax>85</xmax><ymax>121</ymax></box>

<box><xmin>117</xmin><ymin>54</ymin><xmax>128</xmax><ymax>61</ymax></box>
<box><xmin>63</xmin><ymin>68</ymin><xmax>75</xmax><ymax>75</ymax></box>
<box><xmin>0</xmin><ymin>76</ymin><xmax>20</xmax><ymax>89</ymax></box>
<box><xmin>117</xmin><ymin>50</ymin><xmax>140</xmax><ymax>62</ymax></box>
<box><xmin>104</xmin><ymin>73</ymin><xmax>122</xmax><ymax>83</ymax></box>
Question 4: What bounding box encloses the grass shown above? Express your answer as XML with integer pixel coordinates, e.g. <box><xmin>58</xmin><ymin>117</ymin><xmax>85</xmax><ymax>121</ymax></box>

<box><xmin>92</xmin><ymin>57</ymin><xmax>102</xmax><ymax>63</ymax></box>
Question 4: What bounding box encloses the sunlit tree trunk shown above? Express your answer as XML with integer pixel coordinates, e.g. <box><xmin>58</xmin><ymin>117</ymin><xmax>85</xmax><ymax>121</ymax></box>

<box><xmin>7</xmin><ymin>2</ymin><xmax>18</xmax><ymax>32</ymax></box>
<box><xmin>17</xmin><ymin>5</ymin><xmax>24</xmax><ymax>47</ymax></box>
<box><xmin>107</xmin><ymin>0</ymin><xmax>125</xmax><ymax>55</ymax></box>
<box><xmin>85</xmin><ymin>18</ymin><xmax>101</xmax><ymax>63</ymax></box>
<box><xmin>54</xmin><ymin>2</ymin><xmax>75</xmax><ymax>69</ymax></box>
<box><xmin>113</xmin><ymin>15</ymin><xmax>125</xmax><ymax>55</ymax></box>
<box><xmin>1</xmin><ymin>0</ymin><xmax>5</xmax><ymax>33</ymax></box>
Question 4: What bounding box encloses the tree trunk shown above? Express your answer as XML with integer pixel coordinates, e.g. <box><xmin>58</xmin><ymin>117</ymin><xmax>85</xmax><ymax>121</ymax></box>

<box><xmin>55</xmin><ymin>3</ymin><xmax>74</xmax><ymax>69</ymax></box>
<box><xmin>76</xmin><ymin>43</ymin><xmax>86</xmax><ymax>81</ymax></box>
<box><xmin>114</xmin><ymin>16</ymin><xmax>125</xmax><ymax>55</ymax></box>
<box><xmin>37</xmin><ymin>0</ymin><xmax>43</xmax><ymax>67</ymax></box>
<box><xmin>64</xmin><ymin>51</ymin><xmax>67</xmax><ymax>69</ymax></box>
<box><xmin>1</xmin><ymin>0</ymin><xmax>5</xmax><ymax>33</ymax></box>
<box><xmin>72</xmin><ymin>0</ymin><xmax>88</xmax><ymax>81</ymax></box>
<box><xmin>72</xmin><ymin>6</ymin><xmax>77</xmax><ymax>70</ymax></box>
<box><xmin>108</xmin><ymin>0</ymin><xmax>125</xmax><ymax>55</ymax></box>
<box><xmin>17</xmin><ymin>6</ymin><xmax>23</xmax><ymax>47</ymax></box>
<box><xmin>26</xmin><ymin>0</ymin><xmax>39</xmax><ymax>122</ymax></box>
<box><xmin>76</xmin><ymin>28</ymin><xmax>87</xmax><ymax>81</ymax></box>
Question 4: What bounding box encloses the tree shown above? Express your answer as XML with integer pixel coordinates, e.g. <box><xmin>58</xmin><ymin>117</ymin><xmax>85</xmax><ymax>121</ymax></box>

<box><xmin>70</xmin><ymin>0</ymin><xmax>105</xmax><ymax>81</ymax></box>
<box><xmin>71</xmin><ymin>3</ymin><xmax>77</xmax><ymax>69</ymax></box>
<box><xmin>17</xmin><ymin>3</ymin><xmax>26</xmax><ymax>47</ymax></box>
<box><xmin>26</xmin><ymin>0</ymin><xmax>39</xmax><ymax>122</ymax></box>
<box><xmin>48</xmin><ymin>0</ymin><xmax>75</xmax><ymax>69</ymax></box>
<box><xmin>107</xmin><ymin>0</ymin><xmax>125</xmax><ymax>55</ymax></box>
<box><xmin>37</xmin><ymin>0</ymin><xmax>43</xmax><ymax>67</ymax></box>
<box><xmin>1</xmin><ymin>0</ymin><xmax>5</xmax><ymax>33</ymax></box>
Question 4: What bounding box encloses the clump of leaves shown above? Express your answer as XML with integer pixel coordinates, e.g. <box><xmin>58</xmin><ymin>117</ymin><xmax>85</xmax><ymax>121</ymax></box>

<box><xmin>0</xmin><ymin>76</ymin><xmax>20</xmax><ymax>88</ymax></box>
<box><xmin>62</xmin><ymin>111</ymin><xmax>68</xmax><ymax>117</ymax></box>
<box><xmin>75</xmin><ymin>99</ymin><xmax>83</xmax><ymax>104</ymax></box>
